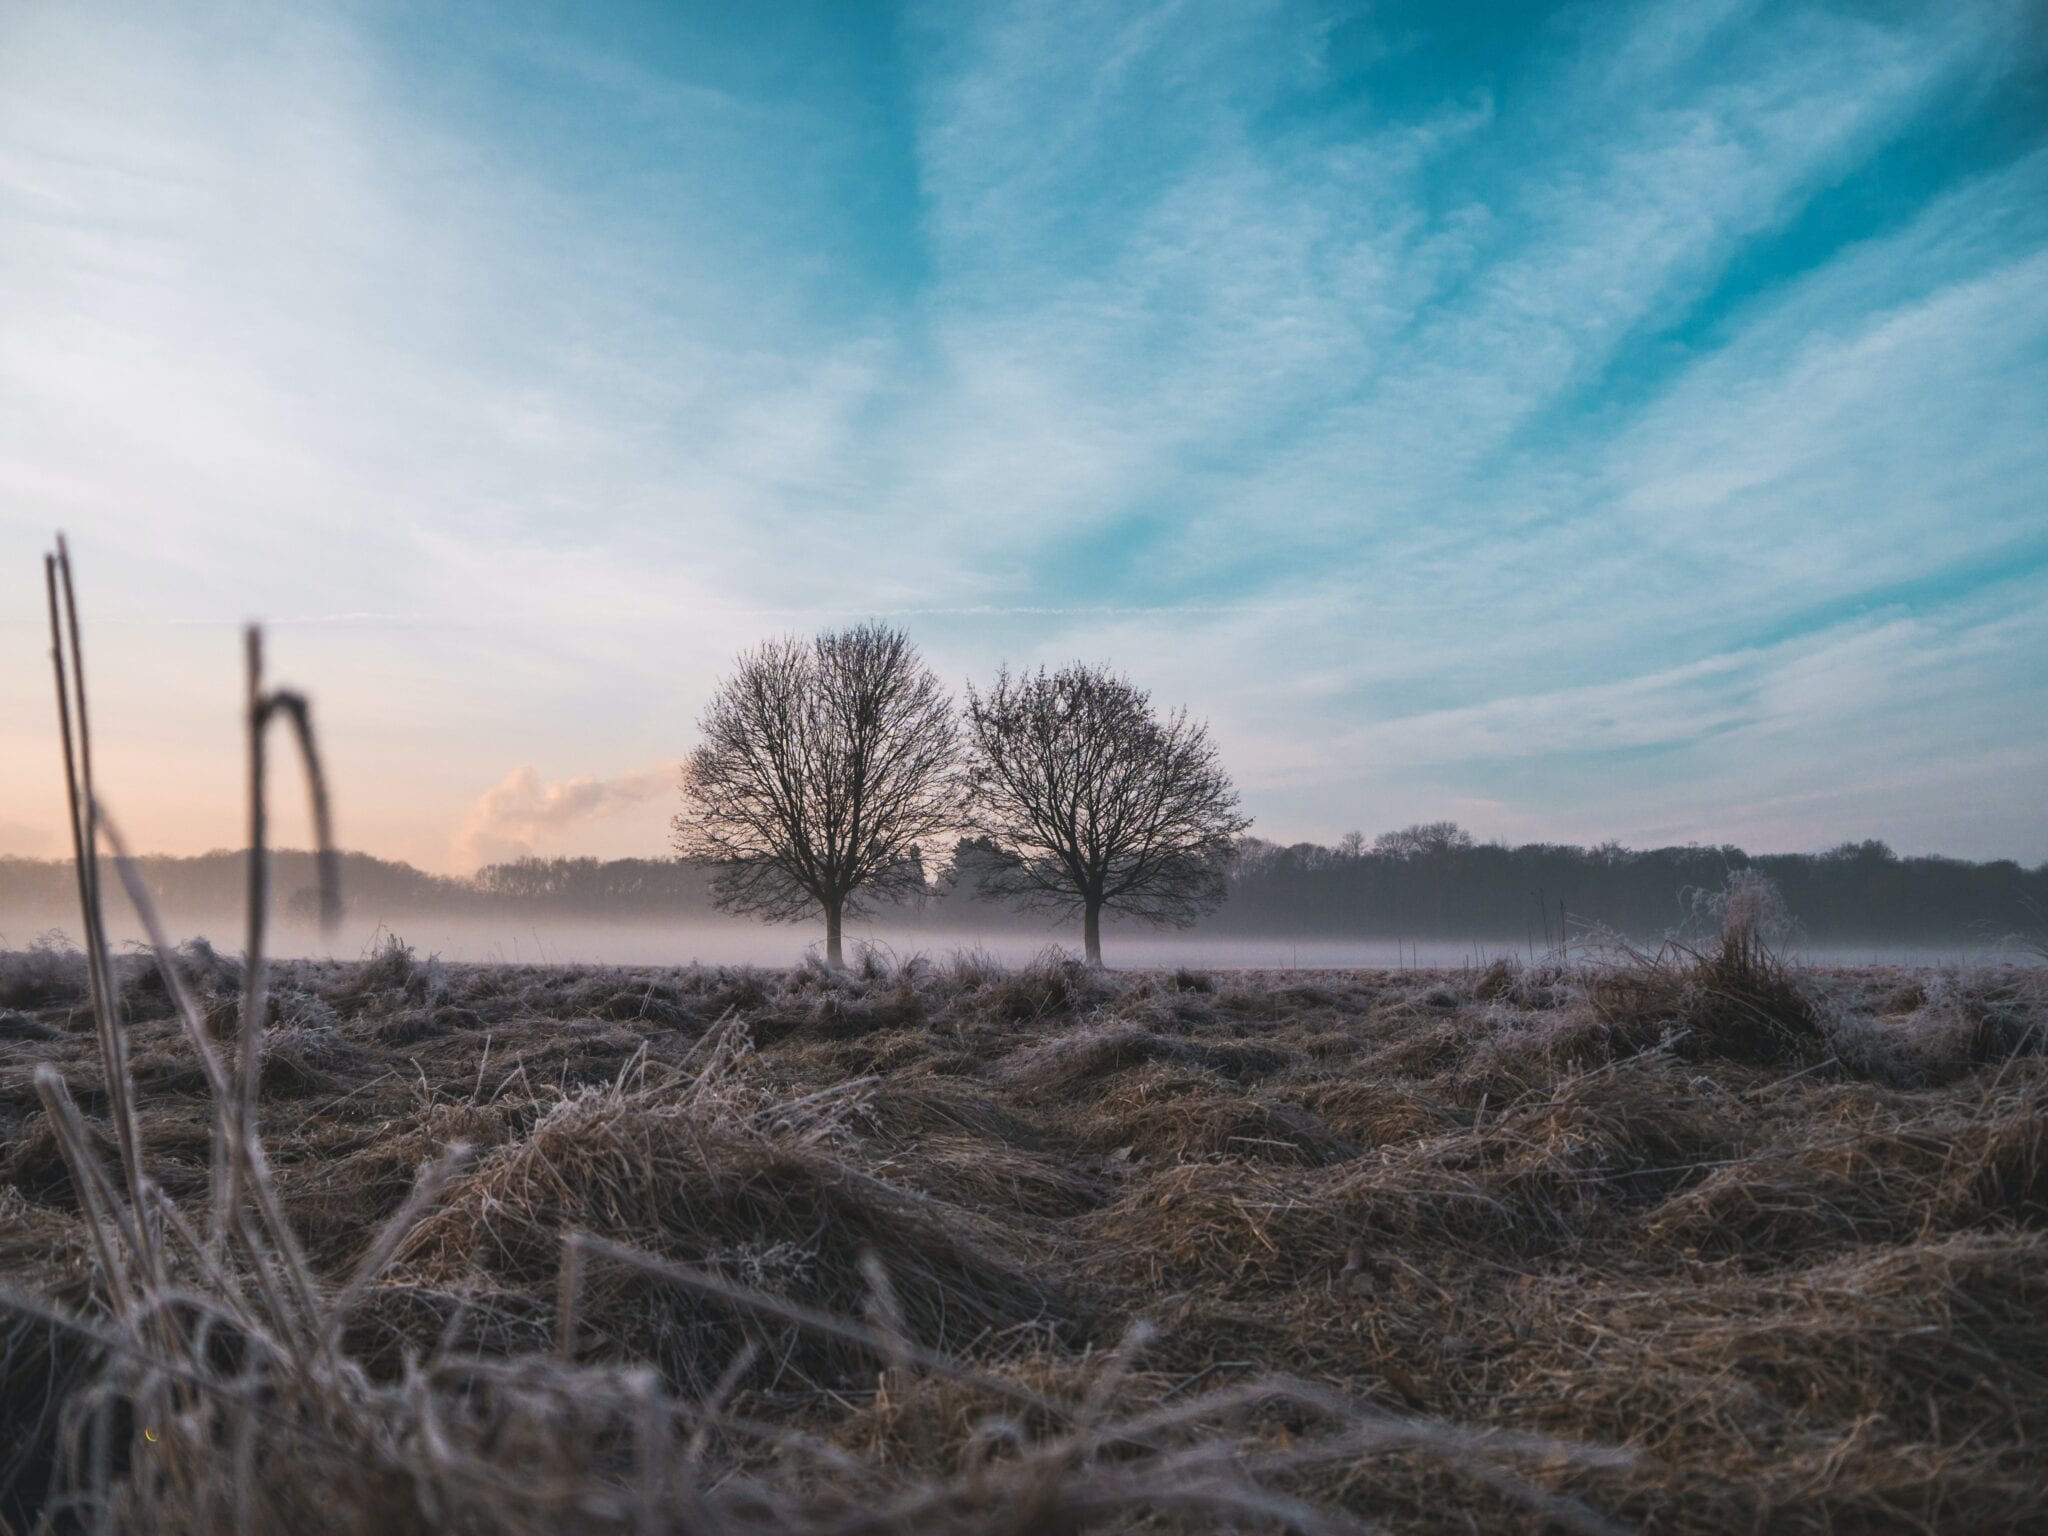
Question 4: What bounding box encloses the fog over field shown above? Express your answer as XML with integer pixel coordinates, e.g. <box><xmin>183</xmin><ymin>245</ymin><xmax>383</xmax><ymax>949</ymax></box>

<box><xmin>0</xmin><ymin>908</ymin><xmax>2021</xmax><ymax>972</ymax></box>
<box><xmin>6</xmin><ymin>839</ymin><xmax>2041</xmax><ymax>970</ymax></box>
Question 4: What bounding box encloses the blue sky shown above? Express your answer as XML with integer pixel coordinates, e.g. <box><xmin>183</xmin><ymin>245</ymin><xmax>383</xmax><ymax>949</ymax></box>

<box><xmin>1</xmin><ymin>0</ymin><xmax>2044</xmax><ymax>872</ymax></box>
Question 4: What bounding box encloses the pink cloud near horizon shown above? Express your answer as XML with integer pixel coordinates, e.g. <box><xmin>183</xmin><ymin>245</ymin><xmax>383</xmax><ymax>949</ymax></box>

<box><xmin>452</xmin><ymin>763</ymin><xmax>675</xmax><ymax>874</ymax></box>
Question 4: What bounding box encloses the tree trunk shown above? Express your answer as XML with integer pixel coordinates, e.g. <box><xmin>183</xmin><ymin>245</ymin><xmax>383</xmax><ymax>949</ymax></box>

<box><xmin>824</xmin><ymin>898</ymin><xmax>844</xmax><ymax>970</ymax></box>
<box><xmin>1083</xmin><ymin>900</ymin><xmax>1103</xmax><ymax>967</ymax></box>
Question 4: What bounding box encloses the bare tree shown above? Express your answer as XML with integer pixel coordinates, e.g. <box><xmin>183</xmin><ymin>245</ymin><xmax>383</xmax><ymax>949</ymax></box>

<box><xmin>673</xmin><ymin>623</ymin><xmax>959</xmax><ymax>967</ymax></box>
<box><xmin>963</xmin><ymin>663</ymin><xmax>1250</xmax><ymax>966</ymax></box>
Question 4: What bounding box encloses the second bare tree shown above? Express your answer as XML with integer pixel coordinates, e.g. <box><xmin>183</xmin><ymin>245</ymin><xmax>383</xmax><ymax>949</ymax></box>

<box><xmin>963</xmin><ymin>663</ymin><xmax>1248</xmax><ymax>966</ymax></box>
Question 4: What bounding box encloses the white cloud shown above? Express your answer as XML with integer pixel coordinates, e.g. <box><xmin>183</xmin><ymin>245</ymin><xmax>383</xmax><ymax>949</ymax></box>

<box><xmin>452</xmin><ymin>763</ymin><xmax>675</xmax><ymax>873</ymax></box>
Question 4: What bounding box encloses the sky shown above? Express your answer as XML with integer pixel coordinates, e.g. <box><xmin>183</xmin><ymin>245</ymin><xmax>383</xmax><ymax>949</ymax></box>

<box><xmin>2</xmin><ymin>0</ymin><xmax>2045</xmax><ymax>876</ymax></box>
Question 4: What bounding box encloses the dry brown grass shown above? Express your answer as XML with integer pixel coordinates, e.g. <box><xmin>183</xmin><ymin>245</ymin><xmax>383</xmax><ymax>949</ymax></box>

<box><xmin>8</xmin><ymin>939</ymin><xmax>2046</xmax><ymax>1533</ymax></box>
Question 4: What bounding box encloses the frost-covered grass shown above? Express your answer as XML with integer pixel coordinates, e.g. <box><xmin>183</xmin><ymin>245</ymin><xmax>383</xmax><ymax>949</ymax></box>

<box><xmin>3</xmin><ymin>936</ymin><xmax>2045</xmax><ymax>1533</ymax></box>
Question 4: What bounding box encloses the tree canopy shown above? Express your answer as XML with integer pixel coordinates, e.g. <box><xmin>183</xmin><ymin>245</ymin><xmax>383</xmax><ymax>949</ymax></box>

<box><xmin>672</xmin><ymin>623</ymin><xmax>959</xmax><ymax>967</ymax></box>
<box><xmin>962</xmin><ymin>663</ymin><xmax>1249</xmax><ymax>964</ymax></box>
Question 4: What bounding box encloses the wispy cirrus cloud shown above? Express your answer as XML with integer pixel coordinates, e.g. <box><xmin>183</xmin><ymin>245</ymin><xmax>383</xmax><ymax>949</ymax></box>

<box><xmin>1</xmin><ymin>0</ymin><xmax>2042</xmax><ymax>871</ymax></box>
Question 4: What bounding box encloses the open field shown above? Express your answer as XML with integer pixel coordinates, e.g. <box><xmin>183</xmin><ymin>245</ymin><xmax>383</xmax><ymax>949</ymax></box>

<box><xmin>4</xmin><ymin>938</ymin><xmax>2046</xmax><ymax>1532</ymax></box>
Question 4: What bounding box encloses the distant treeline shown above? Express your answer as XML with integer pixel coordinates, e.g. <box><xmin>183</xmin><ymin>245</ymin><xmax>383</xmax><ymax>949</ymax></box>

<box><xmin>1218</xmin><ymin>828</ymin><xmax>2045</xmax><ymax>945</ymax></box>
<box><xmin>4</xmin><ymin>824</ymin><xmax>2043</xmax><ymax>946</ymax></box>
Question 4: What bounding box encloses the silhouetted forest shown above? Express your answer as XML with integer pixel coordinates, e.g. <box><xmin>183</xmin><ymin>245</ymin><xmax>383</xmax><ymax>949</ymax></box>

<box><xmin>1216</xmin><ymin>827</ymin><xmax>2045</xmax><ymax>945</ymax></box>
<box><xmin>3</xmin><ymin>824</ymin><xmax>2042</xmax><ymax>947</ymax></box>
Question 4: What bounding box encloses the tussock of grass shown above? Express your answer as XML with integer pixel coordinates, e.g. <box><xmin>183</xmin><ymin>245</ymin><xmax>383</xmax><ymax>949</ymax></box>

<box><xmin>1077</xmin><ymin>1071</ymin><xmax>1360</xmax><ymax>1166</ymax></box>
<box><xmin>1580</xmin><ymin>874</ymin><xmax>1828</xmax><ymax>1066</ymax></box>
<box><xmin>390</xmin><ymin>1020</ymin><xmax>1069</xmax><ymax>1391</ymax></box>
<box><xmin>0</xmin><ymin>936</ymin><xmax>88</xmax><ymax>1012</ymax></box>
